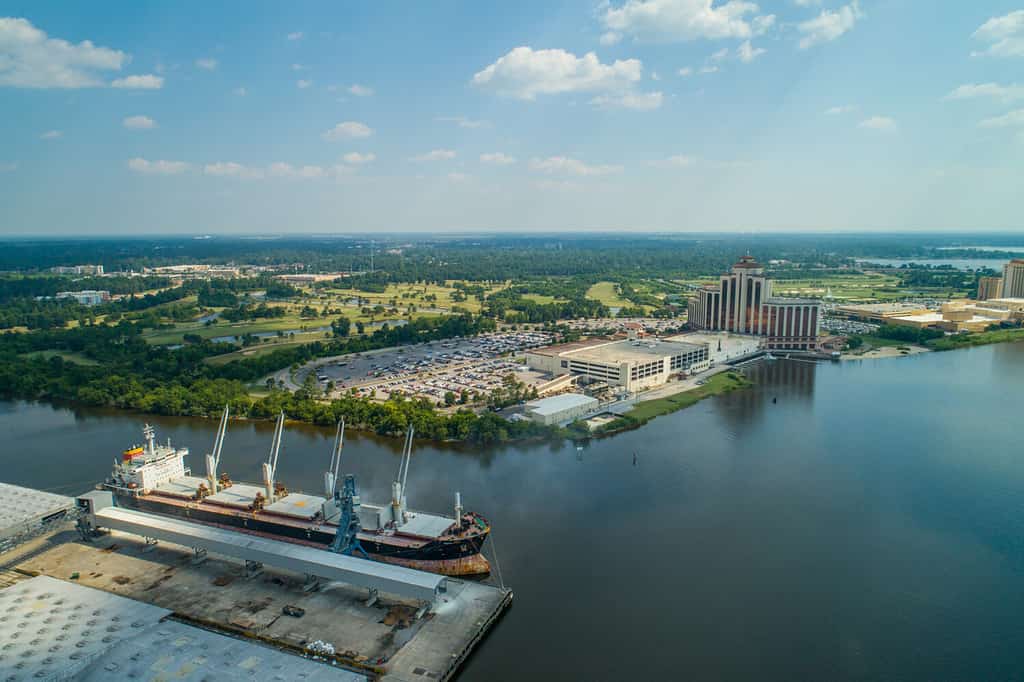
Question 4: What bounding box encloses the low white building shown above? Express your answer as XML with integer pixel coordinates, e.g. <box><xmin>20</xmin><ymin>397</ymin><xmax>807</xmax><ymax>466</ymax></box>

<box><xmin>525</xmin><ymin>337</ymin><xmax>710</xmax><ymax>392</ymax></box>
<box><xmin>525</xmin><ymin>393</ymin><xmax>600</xmax><ymax>426</ymax></box>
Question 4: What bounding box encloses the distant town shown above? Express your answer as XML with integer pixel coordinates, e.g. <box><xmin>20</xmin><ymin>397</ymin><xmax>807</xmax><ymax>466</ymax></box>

<box><xmin>0</xmin><ymin>235</ymin><xmax>1021</xmax><ymax>439</ymax></box>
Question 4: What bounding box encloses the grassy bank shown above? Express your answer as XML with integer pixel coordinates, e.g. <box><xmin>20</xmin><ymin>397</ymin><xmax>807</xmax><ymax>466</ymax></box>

<box><xmin>619</xmin><ymin>371</ymin><xmax>752</xmax><ymax>424</ymax></box>
<box><xmin>929</xmin><ymin>327</ymin><xmax>1024</xmax><ymax>351</ymax></box>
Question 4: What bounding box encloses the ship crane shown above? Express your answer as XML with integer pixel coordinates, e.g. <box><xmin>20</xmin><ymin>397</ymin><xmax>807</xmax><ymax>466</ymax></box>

<box><xmin>392</xmin><ymin>427</ymin><xmax>415</xmax><ymax>527</ymax></box>
<box><xmin>263</xmin><ymin>412</ymin><xmax>285</xmax><ymax>504</ymax></box>
<box><xmin>322</xmin><ymin>418</ymin><xmax>368</xmax><ymax>558</ymax></box>
<box><xmin>324</xmin><ymin>419</ymin><xmax>346</xmax><ymax>499</ymax></box>
<box><xmin>205</xmin><ymin>405</ymin><xmax>229</xmax><ymax>494</ymax></box>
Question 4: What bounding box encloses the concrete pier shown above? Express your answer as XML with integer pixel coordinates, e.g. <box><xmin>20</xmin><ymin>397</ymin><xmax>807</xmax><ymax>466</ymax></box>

<box><xmin>9</xmin><ymin>528</ymin><xmax>511</xmax><ymax>681</ymax></box>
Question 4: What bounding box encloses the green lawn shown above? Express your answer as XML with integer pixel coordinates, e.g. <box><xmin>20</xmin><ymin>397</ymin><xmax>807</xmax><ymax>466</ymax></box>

<box><xmin>586</xmin><ymin>281</ymin><xmax>631</xmax><ymax>308</ymax></box>
<box><xmin>930</xmin><ymin>327</ymin><xmax>1024</xmax><ymax>351</ymax></box>
<box><xmin>625</xmin><ymin>372</ymin><xmax>751</xmax><ymax>421</ymax></box>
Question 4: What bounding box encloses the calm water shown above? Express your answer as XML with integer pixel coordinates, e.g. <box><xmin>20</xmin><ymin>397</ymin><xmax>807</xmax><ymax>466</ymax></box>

<box><xmin>2</xmin><ymin>343</ymin><xmax>1023</xmax><ymax>681</ymax></box>
<box><xmin>858</xmin><ymin>257</ymin><xmax>1011</xmax><ymax>271</ymax></box>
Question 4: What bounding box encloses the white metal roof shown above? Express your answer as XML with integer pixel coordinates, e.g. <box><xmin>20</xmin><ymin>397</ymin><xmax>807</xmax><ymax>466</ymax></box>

<box><xmin>0</xmin><ymin>482</ymin><xmax>73</xmax><ymax>539</ymax></box>
<box><xmin>0</xmin><ymin>575</ymin><xmax>365</xmax><ymax>681</ymax></box>
<box><xmin>95</xmin><ymin>506</ymin><xmax>445</xmax><ymax>602</ymax></box>
<box><xmin>525</xmin><ymin>393</ymin><xmax>598</xmax><ymax>416</ymax></box>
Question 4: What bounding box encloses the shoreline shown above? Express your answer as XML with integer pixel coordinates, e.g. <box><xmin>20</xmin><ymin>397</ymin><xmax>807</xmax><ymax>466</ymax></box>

<box><xmin>841</xmin><ymin>344</ymin><xmax>931</xmax><ymax>361</ymax></box>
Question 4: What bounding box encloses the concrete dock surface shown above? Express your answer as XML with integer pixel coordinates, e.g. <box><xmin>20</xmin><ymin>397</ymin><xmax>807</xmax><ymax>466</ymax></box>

<box><xmin>10</xmin><ymin>528</ymin><xmax>511</xmax><ymax>681</ymax></box>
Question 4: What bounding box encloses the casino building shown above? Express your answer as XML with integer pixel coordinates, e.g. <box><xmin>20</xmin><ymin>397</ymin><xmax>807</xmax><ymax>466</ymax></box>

<box><xmin>688</xmin><ymin>255</ymin><xmax>822</xmax><ymax>351</ymax></box>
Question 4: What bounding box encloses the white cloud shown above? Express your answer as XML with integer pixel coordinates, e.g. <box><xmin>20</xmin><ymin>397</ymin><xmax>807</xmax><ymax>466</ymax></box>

<box><xmin>436</xmin><ymin>116</ymin><xmax>487</xmax><ymax>128</ymax></box>
<box><xmin>591</xmin><ymin>90</ymin><xmax>663</xmax><ymax>110</ymax></box>
<box><xmin>204</xmin><ymin>161</ymin><xmax>262</xmax><ymax>179</ymax></box>
<box><xmin>122</xmin><ymin>115</ymin><xmax>156</xmax><ymax>130</ymax></box>
<box><xmin>342</xmin><ymin>152</ymin><xmax>376</xmax><ymax>164</ymax></box>
<box><xmin>736</xmin><ymin>40</ymin><xmax>765</xmax><ymax>62</ymax></box>
<box><xmin>797</xmin><ymin>1</ymin><xmax>863</xmax><ymax>49</ymax></box>
<box><xmin>291</xmin><ymin>63</ymin><xmax>305</xmax><ymax>71</ymax></box>
<box><xmin>825</xmin><ymin>104</ymin><xmax>854</xmax><ymax>114</ymax></box>
<box><xmin>601</xmin><ymin>0</ymin><xmax>776</xmax><ymax>43</ymax></box>
<box><xmin>322</xmin><ymin>121</ymin><xmax>374</xmax><ymax>140</ymax></box>
<box><xmin>794</xmin><ymin>0</ymin><xmax>821</xmax><ymax>5</ymax></box>
<box><xmin>649</xmin><ymin>154</ymin><xmax>696</xmax><ymax>167</ymax></box>
<box><xmin>348</xmin><ymin>84</ymin><xmax>374</xmax><ymax>96</ymax></box>
<box><xmin>233</xmin><ymin>86</ymin><xmax>247</xmax><ymax>96</ymax></box>
<box><xmin>529</xmin><ymin>156</ymin><xmax>623</xmax><ymax>176</ymax></box>
<box><xmin>268</xmin><ymin>162</ymin><xmax>325</xmax><ymax>179</ymax></box>
<box><xmin>678</xmin><ymin>66</ymin><xmax>693</xmax><ymax>76</ymax></box>
<box><xmin>858</xmin><ymin>116</ymin><xmax>897</xmax><ymax>132</ymax></box>
<box><xmin>204</xmin><ymin>161</ymin><xmax>332</xmax><ymax>179</ymax></box>
<box><xmin>945</xmin><ymin>83</ymin><xmax>1024</xmax><ymax>102</ymax></box>
<box><xmin>127</xmin><ymin>158</ymin><xmax>188</xmax><ymax>175</ymax></box>
<box><xmin>699</xmin><ymin>65</ymin><xmax>719</xmax><ymax>74</ymax></box>
<box><xmin>709</xmin><ymin>47</ymin><xmax>729</xmax><ymax>62</ymax></box>
<box><xmin>410</xmin><ymin>149</ymin><xmax>457</xmax><ymax>162</ymax></box>
<box><xmin>39</xmin><ymin>130</ymin><xmax>62</xmax><ymax>139</ymax></box>
<box><xmin>110</xmin><ymin>74</ymin><xmax>163</xmax><ymax>89</ymax></box>
<box><xmin>195</xmin><ymin>58</ymin><xmax>218</xmax><ymax>70</ymax></box>
<box><xmin>0</xmin><ymin>162</ymin><xmax>18</xmax><ymax>173</ymax></box>
<box><xmin>651</xmin><ymin>71</ymin><xmax>661</xmax><ymax>80</ymax></box>
<box><xmin>287</xmin><ymin>31</ymin><xmax>304</xmax><ymax>41</ymax></box>
<box><xmin>472</xmin><ymin>46</ymin><xmax>642</xmax><ymax>100</ymax></box>
<box><xmin>297</xmin><ymin>79</ymin><xmax>312</xmax><ymax>89</ymax></box>
<box><xmin>447</xmin><ymin>172</ymin><xmax>470</xmax><ymax>182</ymax></box>
<box><xmin>480</xmin><ymin>152</ymin><xmax>517</xmax><ymax>165</ymax></box>
<box><xmin>971</xmin><ymin>11</ymin><xmax>1024</xmax><ymax>58</ymax></box>
<box><xmin>534</xmin><ymin>179</ymin><xmax>584</xmax><ymax>191</ymax></box>
<box><xmin>600</xmin><ymin>31</ymin><xmax>623</xmax><ymax>46</ymax></box>
<box><xmin>0</xmin><ymin>17</ymin><xmax>127</xmax><ymax>88</ymax></box>
<box><xmin>979</xmin><ymin>109</ymin><xmax>1024</xmax><ymax>128</ymax></box>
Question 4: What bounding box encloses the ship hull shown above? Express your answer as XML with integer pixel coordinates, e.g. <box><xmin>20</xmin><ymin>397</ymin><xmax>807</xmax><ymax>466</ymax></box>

<box><xmin>113</xmin><ymin>491</ymin><xmax>490</xmax><ymax>576</ymax></box>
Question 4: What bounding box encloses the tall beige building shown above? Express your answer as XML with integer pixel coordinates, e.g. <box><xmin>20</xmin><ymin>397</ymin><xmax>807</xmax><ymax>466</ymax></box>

<box><xmin>688</xmin><ymin>255</ymin><xmax>822</xmax><ymax>351</ymax></box>
<box><xmin>977</xmin><ymin>276</ymin><xmax>1003</xmax><ymax>301</ymax></box>
<box><xmin>1003</xmin><ymin>259</ymin><xmax>1024</xmax><ymax>299</ymax></box>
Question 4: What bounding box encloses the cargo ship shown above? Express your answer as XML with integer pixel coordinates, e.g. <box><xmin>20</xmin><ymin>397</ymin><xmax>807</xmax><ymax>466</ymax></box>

<box><xmin>101</xmin><ymin>410</ymin><xmax>491</xmax><ymax>576</ymax></box>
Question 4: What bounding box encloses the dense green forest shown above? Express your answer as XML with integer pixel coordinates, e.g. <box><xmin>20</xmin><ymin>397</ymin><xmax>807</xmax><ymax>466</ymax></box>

<box><xmin>0</xmin><ymin>311</ymin><xmax>553</xmax><ymax>443</ymax></box>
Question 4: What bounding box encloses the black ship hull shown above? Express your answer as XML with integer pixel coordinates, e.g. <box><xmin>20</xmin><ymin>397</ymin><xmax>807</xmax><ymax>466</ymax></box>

<box><xmin>114</xmin><ymin>491</ymin><xmax>487</xmax><ymax>565</ymax></box>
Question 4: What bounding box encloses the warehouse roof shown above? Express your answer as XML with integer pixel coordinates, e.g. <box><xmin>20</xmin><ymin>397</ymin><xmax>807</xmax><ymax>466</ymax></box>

<box><xmin>0</xmin><ymin>482</ymin><xmax>73</xmax><ymax>540</ymax></box>
<box><xmin>525</xmin><ymin>393</ymin><xmax>599</xmax><ymax>416</ymax></box>
<box><xmin>569</xmin><ymin>338</ymin><xmax>706</xmax><ymax>365</ymax></box>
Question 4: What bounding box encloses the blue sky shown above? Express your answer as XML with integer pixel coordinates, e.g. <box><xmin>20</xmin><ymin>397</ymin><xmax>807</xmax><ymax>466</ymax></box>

<box><xmin>1</xmin><ymin>1</ymin><xmax>1022</xmax><ymax>234</ymax></box>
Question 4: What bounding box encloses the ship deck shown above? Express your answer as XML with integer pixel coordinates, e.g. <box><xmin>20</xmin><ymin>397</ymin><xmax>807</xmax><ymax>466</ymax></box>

<box><xmin>265</xmin><ymin>493</ymin><xmax>328</xmax><ymax>520</ymax></box>
<box><xmin>153</xmin><ymin>475</ymin><xmax>208</xmax><ymax>499</ymax></box>
<box><xmin>206</xmin><ymin>483</ymin><xmax>267</xmax><ymax>509</ymax></box>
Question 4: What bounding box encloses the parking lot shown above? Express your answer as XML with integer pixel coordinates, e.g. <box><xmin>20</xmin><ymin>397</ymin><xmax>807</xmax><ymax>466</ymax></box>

<box><xmin>295</xmin><ymin>331</ymin><xmax>554</xmax><ymax>404</ymax></box>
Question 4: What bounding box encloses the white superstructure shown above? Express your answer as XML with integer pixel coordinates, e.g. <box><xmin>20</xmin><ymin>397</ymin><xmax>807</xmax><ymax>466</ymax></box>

<box><xmin>110</xmin><ymin>424</ymin><xmax>190</xmax><ymax>494</ymax></box>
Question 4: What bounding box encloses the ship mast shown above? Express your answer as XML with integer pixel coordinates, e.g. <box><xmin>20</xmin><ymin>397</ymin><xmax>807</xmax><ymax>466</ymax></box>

<box><xmin>143</xmin><ymin>424</ymin><xmax>156</xmax><ymax>458</ymax></box>
<box><xmin>206</xmin><ymin>405</ymin><xmax>229</xmax><ymax>493</ymax></box>
<box><xmin>263</xmin><ymin>412</ymin><xmax>285</xmax><ymax>503</ymax></box>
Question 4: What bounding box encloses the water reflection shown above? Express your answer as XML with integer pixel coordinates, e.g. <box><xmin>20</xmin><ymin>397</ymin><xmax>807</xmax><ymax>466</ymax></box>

<box><xmin>1</xmin><ymin>342</ymin><xmax>1022</xmax><ymax>681</ymax></box>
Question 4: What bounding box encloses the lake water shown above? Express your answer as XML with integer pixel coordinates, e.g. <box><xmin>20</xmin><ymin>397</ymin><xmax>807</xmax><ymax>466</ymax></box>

<box><xmin>2</xmin><ymin>342</ymin><xmax>1023</xmax><ymax>681</ymax></box>
<box><xmin>857</xmin><ymin>257</ymin><xmax>1011</xmax><ymax>271</ymax></box>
